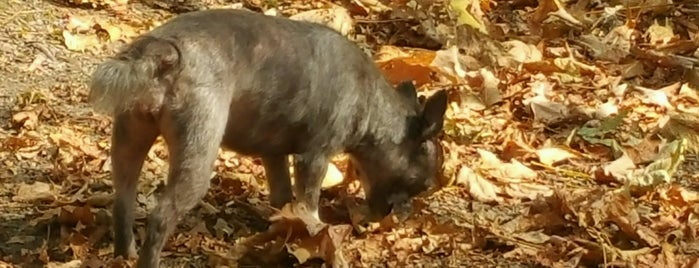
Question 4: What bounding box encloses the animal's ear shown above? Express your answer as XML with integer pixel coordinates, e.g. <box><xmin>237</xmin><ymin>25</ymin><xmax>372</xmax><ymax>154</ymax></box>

<box><xmin>420</xmin><ymin>90</ymin><xmax>448</xmax><ymax>139</ymax></box>
<box><xmin>396</xmin><ymin>80</ymin><xmax>418</xmax><ymax>104</ymax></box>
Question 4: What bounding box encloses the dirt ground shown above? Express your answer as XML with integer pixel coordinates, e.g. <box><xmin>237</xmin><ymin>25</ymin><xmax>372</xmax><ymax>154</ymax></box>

<box><xmin>1</xmin><ymin>0</ymin><xmax>698</xmax><ymax>268</ymax></box>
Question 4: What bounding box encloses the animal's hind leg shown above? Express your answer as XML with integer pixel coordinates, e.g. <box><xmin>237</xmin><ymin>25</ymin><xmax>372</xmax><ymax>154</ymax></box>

<box><xmin>111</xmin><ymin>111</ymin><xmax>160</xmax><ymax>259</ymax></box>
<box><xmin>136</xmin><ymin>89</ymin><xmax>229</xmax><ymax>268</ymax></box>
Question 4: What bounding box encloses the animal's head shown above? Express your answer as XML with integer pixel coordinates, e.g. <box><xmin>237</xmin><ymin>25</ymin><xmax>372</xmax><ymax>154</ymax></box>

<box><xmin>352</xmin><ymin>81</ymin><xmax>448</xmax><ymax>221</ymax></box>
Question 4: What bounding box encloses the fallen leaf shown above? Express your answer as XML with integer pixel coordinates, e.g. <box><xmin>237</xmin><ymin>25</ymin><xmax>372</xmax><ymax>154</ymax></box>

<box><xmin>62</xmin><ymin>30</ymin><xmax>99</xmax><ymax>51</ymax></box>
<box><xmin>68</xmin><ymin>232</ymin><xmax>90</xmax><ymax>259</ymax></box>
<box><xmin>457</xmin><ymin>165</ymin><xmax>502</xmax><ymax>202</ymax></box>
<box><xmin>646</xmin><ymin>19</ymin><xmax>676</xmax><ymax>45</ymax></box>
<box><xmin>601</xmin><ymin>153</ymin><xmax>636</xmax><ymax>182</ymax></box>
<box><xmin>635</xmin><ymin>86</ymin><xmax>671</xmax><ymax>109</ymax></box>
<box><xmin>535</xmin><ymin>147</ymin><xmax>579</xmax><ymax>166</ymax></box>
<box><xmin>12</xmin><ymin>110</ymin><xmax>39</xmax><ymax>130</ymax></box>
<box><xmin>376</xmin><ymin>46</ymin><xmax>437</xmax><ymax>87</ymax></box>
<box><xmin>13</xmin><ymin>182</ymin><xmax>57</xmax><ymax>203</ymax></box>
<box><xmin>478</xmin><ymin>149</ymin><xmax>538</xmax><ymax>182</ymax></box>
<box><xmin>26</xmin><ymin>53</ymin><xmax>47</xmax><ymax>72</ymax></box>
<box><xmin>289</xmin><ymin>5</ymin><xmax>354</xmax><ymax>36</ymax></box>
<box><xmin>430</xmin><ymin>45</ymin><xmax>469</xmax><ymax>83</ymax></box>
<box><xmin>269</xmin><ymin>202</ymin><xmax>327</xmax><ymax>236</ymax></box>
<box><xmin>46</xmin><ymin>260</ymin><xmax>83</xmax><ymax>268</ymax></box>
<box><xmin>504</xmin><ymin>181</ymin><xmax>554</xmax><ymax>200</ymax></box>
<box><xmin>95</xmin><ymin>20</ymin><xmax>122</xmax><ymax>42</ymax></box>
<box><xmin>65</xmin><ymin>15</ymin><xmax>94</xmax><ymax>33</ymax></box>
<box><xmin>503</xmin><ymin>40</ymin><xmax>543</xmax><ymax>63</ymax></box>
<box><xmin>523</xmin><ymin>78</ymin><xmax>570</xmax><ymax>124</ymax></box>
<box><xmin>449</xmin><ymin>0</ymin><xmax>487</xmax><ymax>34</ymax></box>
<box><xmin>322</xmin><ymin>163</ymin><xmax>344</xmax><ymax>189</ymax></box>
<box><xmin>479</xmin><ymin>68</ymin><xmax>502</xmax><ymax>107</ymax></box>
<box><xmin>595</xmin><ymin>99</ymin><xmax>619</xmax><ymax>119</ymax></box>
<box><xmin>352</xmin><ymin>0</ymin><xmax>390</xmax><ymax>13</ymax></box>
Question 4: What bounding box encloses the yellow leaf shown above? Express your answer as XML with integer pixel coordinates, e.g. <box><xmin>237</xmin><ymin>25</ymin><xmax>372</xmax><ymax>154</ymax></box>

<box><xmin>535</xmin><ymin>147</ymin><xmax>578</xmax><ymax>166</ymax></box>
<box><xmin>65</xmin><ymin>15</ymin><xmax>94</xmax><ymax>33</ymax></box>
<box><xmin>95</xmin><ymin>21</ymin><xmax>122</xmax><ymax>42</ymax></box>
<box><xmin>646</xmin><ymin>19</ymin><xmax>675</xmax><ymax>45</ymax></box>
<box><xmin>62</xmin><ymin>30</ymin><xmax>98</xmax><ymax>51</ymax></box>
<box><xmin>321</xmin><ymin>163</ymin><xmax>344</xmax><ymax>189</ymax></box>
<box><xmin>449</xmin><ymin>0</ymin><xmax>487</xmax><ymax>34</ymax></box>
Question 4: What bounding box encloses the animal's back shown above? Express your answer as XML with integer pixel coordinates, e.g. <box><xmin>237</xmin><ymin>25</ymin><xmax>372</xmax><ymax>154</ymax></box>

<box><xmin>145</xmin><ymin>9</ymin><xmax>399</xmax><ymax>156</ymax></box>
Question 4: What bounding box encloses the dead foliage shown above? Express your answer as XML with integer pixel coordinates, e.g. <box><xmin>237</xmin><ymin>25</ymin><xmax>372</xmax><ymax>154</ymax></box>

<box><xmin>1</xmin><ymin>0</ymin><xmax>699</xmax><ymax>267</ymax></box>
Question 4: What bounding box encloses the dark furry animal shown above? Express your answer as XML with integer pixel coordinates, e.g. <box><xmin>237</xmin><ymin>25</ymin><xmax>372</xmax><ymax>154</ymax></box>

<box><xmin>89</xmin><ymin>8</ymin><xmax>447</xmax><ymax>268</ymax></box>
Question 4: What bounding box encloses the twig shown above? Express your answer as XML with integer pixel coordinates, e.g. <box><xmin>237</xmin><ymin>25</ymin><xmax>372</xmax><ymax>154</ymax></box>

<box><xmin>0</xmin><ymin>9</ymin><xmax>43</xmax><ymax>27</ymax></box>
<box><xmin>529</xmin><ymin>161</ymin><xmax>593</xmax><ymax>180</ymax></box>
<box><xmin>585</xmin><ymin>3</ymin><xmax>684</xmax><ymax>15</ymax></box>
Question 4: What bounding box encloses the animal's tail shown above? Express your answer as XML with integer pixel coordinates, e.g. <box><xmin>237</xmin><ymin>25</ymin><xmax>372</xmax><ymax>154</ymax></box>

<box><xmin>88</xmin><ymin>35</ymin><xmax>180</xmax><ymax>115</ymax></box>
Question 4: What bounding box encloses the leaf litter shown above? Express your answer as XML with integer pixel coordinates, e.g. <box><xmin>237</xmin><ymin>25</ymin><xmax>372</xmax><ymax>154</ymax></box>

<box><xmin>1</xmin><ymin>0</ymin><xmax>699</xmax><ymax>267</ymax></box>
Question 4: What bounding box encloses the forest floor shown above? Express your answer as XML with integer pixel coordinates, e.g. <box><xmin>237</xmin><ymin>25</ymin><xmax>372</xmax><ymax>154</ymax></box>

<box><xmin>1</xmin><ymin>0</ymin><xmax>698</xmax><ymax>267</ymax></box>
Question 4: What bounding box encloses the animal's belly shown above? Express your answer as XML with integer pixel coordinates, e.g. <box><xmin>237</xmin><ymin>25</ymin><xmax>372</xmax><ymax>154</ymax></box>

<box><xmin>220</xmin><ymin>120</ymin><xmax>309</xmax><ymax>156</ymax></box>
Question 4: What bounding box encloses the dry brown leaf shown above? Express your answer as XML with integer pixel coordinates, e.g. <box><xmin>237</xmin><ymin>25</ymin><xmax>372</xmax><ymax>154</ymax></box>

<box><xmin>62</xmin><ymin>30</ymin><xmax>99</xmax><ymax>52</ymax></box>
<box><xmin>289</xmin><ymin>5</ymin><xmax>354</xmax><ymax>37</ymax></box>
<box><xmin>263</xmin><ymin>203</ymin><xmax>352</xmax><ymax>267</ymax></box>
<box><xmin>49</xmin><ymin>127</ymin><xmax>103</xmax><ymax>159</ymax></box>
<box><xmin>522</xmin><ymin>78</ymin><xmax>569</xmax><ymax>124</ymax></box>
<box><xmin>12</xmin><ymin>110</ymin><xmax>39</xmax><ymax>130</ymax></box>
<box><xmin>457</xmin><ymin>165</ymin><xmax>503</xmax><ymax>202</ymax></box>
<box><xmin>678</xmin><ymin>82</ymin><xmax>699</xmax><ymax>102</ymax></box>
<box><xmin>512</xmin><ymin>231</ymin><xmax>551</xmax><ymax>244</ymax></box>
<box><xmin>579</xmin><ymin>27</ymin><xmax>633</xmax><ymax>63</ymax></box>
<box><xmin>479</xmin><ymin>68</ymin><xmax>502</xmax><ymax>107</ymax></box>
<box><xmin>620</xmin><ymin>60</ymin><xmax>646</xmax><ymax>79</ymax></box>
<box><xmin>46</xmin><ymin>260</ymin><xmax>83</xmax><ymax>268</ymax></box>
<box><xmin>68</xmin><ymin>232</ymin><xmax>90</xmax><ymax>259</ymax></box>
<box><xmin>623</xmin><ymin>136</ymin><xmax>661</xmax><ymax>165</ymax></box>
<box><xmin>503</xmin><ymin>40</ymin><xmax>542</xmax><ymax>63</ymax></box>
<box><xmin>352</xmin><ymin>0</ymin><xmax>390</xmax><ymax>13</ymax></box>
<box><xmin>76</xmin><ymin>206</ymin><xmax>96</xmax><ymax>226</ymax></box>
<box><xmin>504</xmin><ymin>183</ymin><xmax>553</xmax><ymax>200</ymax></box>
<box><xmin>376</xmin><ymin>46</ymin><xmax>437</xmax><ymax>87</ymax></box>
<box><xmin>429</xmin><ymin>45</ymin><xmax>468</xmax><ymax>83</ymax></box>
<box><xmin>600</xmin><ymin>153</ymin><xmax>636</xmax><ymax>182</ymax></box>
<box><xmin>658</xmin><ymin>185</ymin><xmax>699</xmax><ymax>207</ymax></box>
<box><xmin>269</xmin><ymin>202</ymin><xmax>326</xmax><ymax>236</ymax></box>
<box><xmin>12</xmin><ymin>182</ymin><xmax>57</xmax><ymax>203</ymax></box>
<box><xmin>287</xmin><ymin>224</ymin><xmax>352</xmax><ymax>267</ymax></box>
<box><xmin>478</xmin><ymin>149</ymin><xmax>537</xmax><ymax>183</ymax></box>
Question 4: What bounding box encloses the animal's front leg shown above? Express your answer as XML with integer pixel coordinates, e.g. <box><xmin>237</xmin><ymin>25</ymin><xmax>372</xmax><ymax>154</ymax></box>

<box><xmin>262</xmin><ymin>155</ymin><xmax>293</xmax><ymax>208</ymax></box>
<box><xmin>292</xmin><ymin>153</ymin><xmax>329</xmax><ymax>236</ymax></box>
